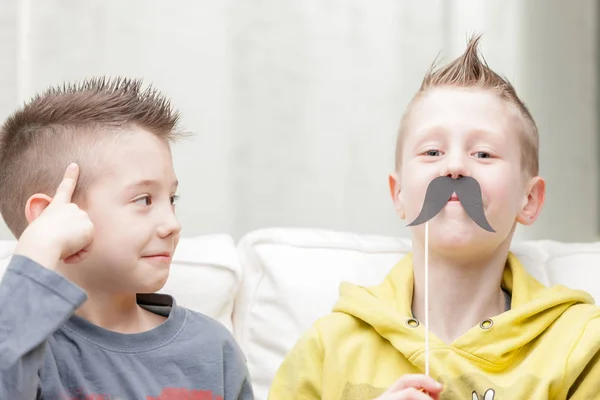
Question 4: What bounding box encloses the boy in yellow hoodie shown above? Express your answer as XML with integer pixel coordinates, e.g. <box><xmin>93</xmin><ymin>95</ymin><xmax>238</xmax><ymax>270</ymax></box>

<box><xmin>268</xmin><ymin>35</ymin><xmax>600</xmax><ymax>399</ymax></box>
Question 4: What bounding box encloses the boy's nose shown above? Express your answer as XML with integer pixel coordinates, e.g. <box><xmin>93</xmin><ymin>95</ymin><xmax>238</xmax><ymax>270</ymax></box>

<box><xmin>441</xmin><ymin>155</ymin><xmax>470</xmax><ymax>179</ymax></box>
<box><xmin>157</xmin><ymin>209</ymin><xmax>182</xmax><ymax>238</ymax></box>
<box><xmin>445</xmin><ymin>171</ymin><xmax>464</xmax><ymax>179</ymax></box>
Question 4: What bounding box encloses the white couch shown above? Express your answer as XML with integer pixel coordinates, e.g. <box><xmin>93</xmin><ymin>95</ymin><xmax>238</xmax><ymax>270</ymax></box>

<box><xmin>2</xmin><ymin>227</ymin><xmax>600</xmax><ymax>400</ymax></box>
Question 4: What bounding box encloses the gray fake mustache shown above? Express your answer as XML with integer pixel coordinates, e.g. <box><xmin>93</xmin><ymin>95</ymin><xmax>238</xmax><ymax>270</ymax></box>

<box><xmin>406</xmin><ymin>176</ymin><xmax>495</xmax><ymax>233</ymax></box>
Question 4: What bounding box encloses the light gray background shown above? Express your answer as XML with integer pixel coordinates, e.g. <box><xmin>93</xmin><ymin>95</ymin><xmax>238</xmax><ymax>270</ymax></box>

<box><xmin>0</xmin><ymin>0</ymin><xmax>597</xmax><ymax>242</ymax></box>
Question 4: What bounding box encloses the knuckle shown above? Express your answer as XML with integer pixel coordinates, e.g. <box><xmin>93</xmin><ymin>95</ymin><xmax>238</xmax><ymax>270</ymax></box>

<box><xmin>84</xmin><ymin>220</ymin><xmax>94</xmax><ymax>232</ymax></box>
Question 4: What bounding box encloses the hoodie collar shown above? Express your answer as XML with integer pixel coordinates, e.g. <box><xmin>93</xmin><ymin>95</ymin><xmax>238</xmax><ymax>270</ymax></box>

<box><xmin>332</xmin><ymin>252</ymin><xmax>594</xmax><ymax>366</ymax></box>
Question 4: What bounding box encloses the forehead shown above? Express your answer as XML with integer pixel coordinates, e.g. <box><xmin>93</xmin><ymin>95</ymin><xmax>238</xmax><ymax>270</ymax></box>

<box><xmin>91</xmin><ymin>128</ymin><xmax>176</xmax><ymax>189</ymax></box>
<box><xmin>403</xmin><ymin>87</ymin><xmax>522</xmax><ymax>145</ymax></box>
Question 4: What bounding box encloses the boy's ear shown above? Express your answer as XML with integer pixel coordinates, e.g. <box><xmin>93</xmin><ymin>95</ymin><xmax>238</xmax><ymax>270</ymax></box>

<box><xmin>516</xmin><ymin>176</ymin><xmax>545</xmax><ymax>225</ymax></box>
<box><xmin>25</xmin><ymin>193</ymin><xmax>53</xmax><ymax>224</ymax></box>
<box><xmin>388</xmin><ymin>172</ymin><xmax>406</xmax><ymax>219</ymax></box>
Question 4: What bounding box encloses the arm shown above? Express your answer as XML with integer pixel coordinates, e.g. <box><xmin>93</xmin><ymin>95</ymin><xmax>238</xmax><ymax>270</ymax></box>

<box><xmin>0</xmin><ymin>255</ymin><xmax>87</xmax><ymax>400</ymax></box>
<box><xmin>0</xmin><ymin>163</ymin><xmax>92</xmax><ymax>399</ymax></box>
<box><xmin>267</xmin><ymin>325</ymin><xmax>324</xmax><ymax>400</ymax></box>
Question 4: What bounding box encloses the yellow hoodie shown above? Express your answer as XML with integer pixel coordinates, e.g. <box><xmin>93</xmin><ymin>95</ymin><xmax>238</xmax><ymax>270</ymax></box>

<box><xmin>268</xmin><ymin>253</ymin><xmax>600</xmax><ymax>399</ymax></box>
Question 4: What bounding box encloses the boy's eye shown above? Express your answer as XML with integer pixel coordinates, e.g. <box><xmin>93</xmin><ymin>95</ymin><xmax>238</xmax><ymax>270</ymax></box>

<box><xmin>134</xmin><ymin>196</ymin><xmax>152</xmax><ymax>206</ymax></box>
<box><xmin>425</xmin><ymin>150</ymin><xmax>442</xmax><ymax>157</ymax></box>
<box><xmin>474</xmin><ymin>151</ymin><xmax>491</xmax><ymax>159</ymax></box>
<box><xmin>171</xmin><ymin>195</ymin><xmax>180</xmax><ymax>206</ymax></box>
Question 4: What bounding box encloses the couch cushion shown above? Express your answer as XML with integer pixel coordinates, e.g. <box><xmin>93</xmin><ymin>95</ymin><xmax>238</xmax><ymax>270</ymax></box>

<box><xmin>159</xmin><ymin>235</ymin><xmax>242</xmax><ymax>332</ymax></box>
<box><xmin>0</xmin><ymin>234</ymin><xmax>240</xmax><ymax>332</ymax></box>
<box><xmin>518</xmin><ymin>239</ymin><xmax>600</xmax><ymax>302</ymax></box>
<box><xmin>233</xmin><ymin>228</ymin><xmax>598</xmax><ymax>399</ymax></box>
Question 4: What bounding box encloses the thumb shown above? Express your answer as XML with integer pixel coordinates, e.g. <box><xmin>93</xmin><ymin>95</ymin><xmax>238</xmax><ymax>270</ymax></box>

<box><xmin>50</xmin><ymin>163</ymin><xmax>80</xmax><ymax>205</ymax></box>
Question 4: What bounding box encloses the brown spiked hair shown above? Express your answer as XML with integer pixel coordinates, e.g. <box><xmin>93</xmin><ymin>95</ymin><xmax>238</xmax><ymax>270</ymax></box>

<box><xmin>0</xmin><ymin>77</ymin><xmax>183</xmax><ymax>237</ymax></box>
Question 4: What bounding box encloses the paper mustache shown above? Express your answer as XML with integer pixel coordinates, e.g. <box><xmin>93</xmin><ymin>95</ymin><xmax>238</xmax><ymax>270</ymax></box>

<box><xmin>406</xmin><ymin>176</ymin><xmax>495</xmax><ymax>233</ymax></box>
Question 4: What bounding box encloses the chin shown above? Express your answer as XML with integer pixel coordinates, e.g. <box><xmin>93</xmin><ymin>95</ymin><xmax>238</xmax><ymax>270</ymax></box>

<box><xmin>146</xmin><ymin>274</ymin><xmax>170</xmax><ymax>293</ymax></box>
<box><xmin>429</xmin><ymin>226</ymin><xmax>511</xmax><ymax>261</ymax></box>
<box><xmin>136</xmin><ymin>257</ymin><xmax>171</xmax><ymax>287</ymax></box>
<box><xmin>427</xmin><ymin>221</ymin><xmax>490</xmax><ymax>250</ymax></box>
<box><xmin>134</xmin><ymin>270</ymin><xmax>170</xmax><ymax>294</ymax></box>
<box><xmin>430</xmin><ymin>235</ymin><xmax>475</xmax><ymax>252</ymax></box>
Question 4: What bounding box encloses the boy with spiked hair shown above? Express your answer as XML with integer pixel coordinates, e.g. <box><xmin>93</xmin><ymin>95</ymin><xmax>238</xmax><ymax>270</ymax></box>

<box><xmin>268</xmin><ymin>35</ymin><xmax>600</xmax><ymax>399</ymax></box>
<box><xmin>0</xmin><ymin>78</ymin><xmax>254</xmax><ymax>399</ymax></box>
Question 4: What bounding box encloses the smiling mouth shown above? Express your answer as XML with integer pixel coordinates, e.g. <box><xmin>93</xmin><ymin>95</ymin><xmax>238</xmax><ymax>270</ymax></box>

<box><xmin>142</xmin><ymin>254</ymin><xmax>172</xmax><ymax>262</ymax></box>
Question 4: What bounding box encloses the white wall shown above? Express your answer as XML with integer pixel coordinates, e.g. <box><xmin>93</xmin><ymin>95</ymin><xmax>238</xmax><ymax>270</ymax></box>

<box><xmin>0</xmin><ymin>0</ymin><xmax>597</xmax><ymax>243</ymax></box>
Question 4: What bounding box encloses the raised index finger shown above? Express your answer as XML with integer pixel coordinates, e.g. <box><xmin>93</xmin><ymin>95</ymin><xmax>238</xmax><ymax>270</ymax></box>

<box><xmin>52</xmin><ymin>163</ymin><xmax>80</xmax><ymax>204</ymax></box>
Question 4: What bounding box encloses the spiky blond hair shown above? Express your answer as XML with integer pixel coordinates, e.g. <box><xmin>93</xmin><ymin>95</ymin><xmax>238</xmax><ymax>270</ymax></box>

<box><xmin>395</xmin><ymin>35</ymin><xmax>538</xmax><ymax>178</ymax></box>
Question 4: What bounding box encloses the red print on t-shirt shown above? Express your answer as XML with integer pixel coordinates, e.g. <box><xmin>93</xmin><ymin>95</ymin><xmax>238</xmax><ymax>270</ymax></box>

<box><xmin>67</xmin><ymin>388</ymin><xmax>223</xmax><ymax>400</ymax></box>
<box><xmin>146</xmin><ymin>388</ymin><xmax>224</xmax><ymax>400</ymax></box>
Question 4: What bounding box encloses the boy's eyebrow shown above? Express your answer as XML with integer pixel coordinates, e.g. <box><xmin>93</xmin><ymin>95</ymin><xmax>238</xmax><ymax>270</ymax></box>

<box><xmin>416</xmin><ymin>126</ymin><xmax>500</xmax><ymax>141</ymax></box>
<box><xmin>412</xmin><ymin>125</ymin><xmax>446</xmax><ymax>140</ymax></box>
<box><xmin>125</xmin><ymin>179</ymin><xmax>179</xmax><ymax>191</ymax></box>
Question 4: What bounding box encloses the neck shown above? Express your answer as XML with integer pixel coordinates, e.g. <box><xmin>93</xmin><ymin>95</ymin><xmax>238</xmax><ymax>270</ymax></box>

<box><xmin>411</xmin><ymin>241</ymin><xmax>510</xmax><ymax>343</ymax></box>
<box><xmin>75</xmin><ymin>290</ymin><xmax>165</xmax><ymax>334</ymax></box>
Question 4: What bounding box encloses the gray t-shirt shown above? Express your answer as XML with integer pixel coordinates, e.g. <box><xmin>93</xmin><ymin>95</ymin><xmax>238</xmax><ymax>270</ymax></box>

<box><xmin>0</xmin><ymin>255</ymin><xmax>254</xmax><ymax>400</ymax></box>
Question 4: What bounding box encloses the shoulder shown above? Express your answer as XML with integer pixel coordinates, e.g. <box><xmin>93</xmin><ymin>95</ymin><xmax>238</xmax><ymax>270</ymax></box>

<box><xmin>178</xmin><ymin>307</ymin><xmax>249</xmax><ymax>367</ymax></box>
<box><xmin>177</xmin><ymin>306</ymin><xmax>239</xmax><ymax>346</ymax></box>
<box><xmin>294</xmin><ymin>311</ymin><xmax>372</xmax><ymax>350</ymax></box>
<box><xmin>558</xmin><ymin>303</ymin><xmax>600</xmax><ymax>357</ymax></box>
<box><xmin>561</xmin><ymin>302</ymin><xmax>600</xmax><ymax>325</ymax></box>
<box><xmin>558</xmin><ymin>304</ymin><xmax>600</xmax><ymax>396</ymax></box>
<box><xmin>547</xmin><ymin>301</ymin><xmax>600</xmax><ymax>341</ymax></box>
<box><xmin>317</xmin><ymin>311</ymin><xmax>372</xmax><ymax>333</ymax></box>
